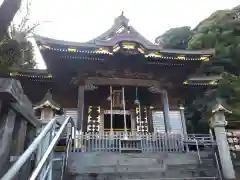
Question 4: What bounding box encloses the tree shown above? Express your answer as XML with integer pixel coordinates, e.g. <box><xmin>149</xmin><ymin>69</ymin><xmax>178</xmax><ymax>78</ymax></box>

<box><xmin>0</xmin><ymin>0</ymin><xmax>39</xmax><ymax>70</ymax></box>
<box><xmin>0</xmin><ymin>0</ymin><xmax>22</xmax><ymax>36</ymax></box>
<box><xmin>155</xmin><ymin>5</ymin><xmax>240</xmax><ymax>132</ymax></box>
<box><xmin>186</xmin><ymin>5</ymin><xmax>240</xmax><ymax>131</ymax></box>
<box><xmin>155</xmin><ymin>26</ymin><xmax>193</xmax><ymax>49</ymax></box>
<box><xmin>188</xmin><ymin>7</ymin><xmax>240</xmax><ymax>70</ymax></box>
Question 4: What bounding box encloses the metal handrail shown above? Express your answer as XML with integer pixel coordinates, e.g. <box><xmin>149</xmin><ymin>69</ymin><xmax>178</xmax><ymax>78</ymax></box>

<box><xmin>1</xmin><ymin>116</ymin><xmax>73</xmax><ymax>180</ymax></box>
<box><xmin>196</xmin><ymin>136</ymin><xmax>222</xmax><ymax>180</ymax></box>
<box><xmin>214</xmin><ymin>152</ymin><xmax>223</xmax><ymax>180</ymax></box>
<box><xmin>60</xmin><ymin>134</ymin><xmax>72</xmax><ymax>180</ymax></box>
<box><xmin>195</xmin><ymin>138</ymin><xmax>202</xmax><ymax>164</ymax></box>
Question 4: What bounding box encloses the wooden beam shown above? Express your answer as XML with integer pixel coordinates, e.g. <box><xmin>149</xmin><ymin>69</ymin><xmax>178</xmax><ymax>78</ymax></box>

<box><xmin>86</xmin><ymin>77</ymin><xmax>161</xmax><ymax>89</ymax></box>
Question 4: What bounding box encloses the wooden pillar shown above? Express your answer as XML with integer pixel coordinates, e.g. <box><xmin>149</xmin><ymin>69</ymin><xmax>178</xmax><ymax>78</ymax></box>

<box><xmin>162</xmin><ymin>91</ymin><xmax>171</xmax><ymax>132</ymax></box>
<box><xmin>99</xmin><ymin>109</ymin><xmax>104</xmax><ymax>134</ymax></box>
<box><xmin>77</xmin><ymin>84</ymin><xmax>85</xmax><ymax>131</ymax></box>
<box><xmin>148</xmin><ymin>107</ymin><xmax>154</xmax><ymax>133</ymax></box>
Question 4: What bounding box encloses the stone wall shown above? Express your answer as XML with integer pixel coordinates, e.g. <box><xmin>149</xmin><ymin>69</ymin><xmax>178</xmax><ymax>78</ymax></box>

<box><xmin>0</xmin><ymin>78</ymin><xmax>39</xmax><ymax>179</ymax></box>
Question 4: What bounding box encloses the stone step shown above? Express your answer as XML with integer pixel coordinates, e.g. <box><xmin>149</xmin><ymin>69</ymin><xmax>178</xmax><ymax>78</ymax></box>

<box><xmin>66</xmin><ymin>164</ymin><xmax>219</xmax><ymax>179</ymax></box>
<box><xmin>66</xmin><ymin>152</ymin><xmax>219</xmax><ymax>179</ymax></box>
<box><xmin>126</xmin><ymin>179</ymin><xmax>218</xmax><ymax>180</ymax></box>
<box><xmin>65</xmin><ymin>171</ymin><xmax>219</xmax><ymax>180</ymax></box>
<box><xmin>70</xmin><ymin>164</ymin><xmax>166</xmax><ymax>174</ymax></box>
<box><xmin>128</xmin><ymin>178</ymin><xmax>218</xmax><ymax>180</ymax></box>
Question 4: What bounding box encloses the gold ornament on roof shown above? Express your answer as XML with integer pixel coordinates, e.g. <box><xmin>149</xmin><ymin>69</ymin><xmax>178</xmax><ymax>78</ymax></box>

<box><xmin>68</xmin><ymin>47</ymin><xmax>77</xmax><ymax>52</ymax></box>
<box><xmin>95</xmin><ymin>47</ymin><xmax>110</xmax><ymax>54</ymax></box>
<box><xmin>122</xmin><ymin>42</ymin><xmax>136</xmax><ymax>49</ymax></box>
<box><xmin>137</xmin><ymin>47</ymin><xmax>145</xmax><ymax>54</ymax></box>
<box><xmin>177</xmin><ymin>55</ymin><xmax>185</xmax><ymax>60</ymax></box>
<box><xmin>200</xmin><ymin>55</ymin><xmax>210</xmax><ymax>61</ymax></box>
<box><xmin>183</xmin><ymin>80</ymin><xmax>188</xmax><ymax>84</ymax></box>
<box><xmin>113</xmin><ymin>44</ymin><xmax>120</xmax><ymax>52</ymax></box>
<box><xmin>146</xmin><ymin>52</ymin><xmax>161</xmax><ymax>58</ymax></box>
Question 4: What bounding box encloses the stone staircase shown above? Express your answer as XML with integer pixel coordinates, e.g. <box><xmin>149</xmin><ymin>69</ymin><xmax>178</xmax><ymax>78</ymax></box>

<box><xmin>52</xmin><ymin>152</ymin><xmax>65</xmax><ymax>180</ymax></box>
<box><xmin>197</xmin><ymin>151</ymin><xmax>220</xmax><ymax>178</ymax></box>
<box><xmin>60</xmin><ymin>152</ymin><xmax>220</xmax><ymax>180</ymax></box>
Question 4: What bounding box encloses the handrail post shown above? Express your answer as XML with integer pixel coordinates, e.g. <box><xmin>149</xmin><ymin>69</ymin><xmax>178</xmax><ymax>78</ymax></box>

<box><xmin>47</xmin><ymin>120</ymin><xmax>56</xmax><ymax>180</ymax></box>
<box><xmin>214</xmin><ymin>152</ymin><xmax>223</xmax><ymax>180</ymax></box>
<box><xmin>29</xmin><ymin>117</ymin><xmax>72</xmax><ymax>180</ymax></box>
<box><xmin>0</xmin><ymin>117</ymin><xmax>74</xmax><ymax>180</ymax></box>
<box><xmin>195</xmin><ymin>138</ymin><xmax>201</xmax><ymax>164</ymax></box>
<box><xmin>0</xmin><ymin>117</ymin><xmax>57</xmax><ymax>180</ymax></box>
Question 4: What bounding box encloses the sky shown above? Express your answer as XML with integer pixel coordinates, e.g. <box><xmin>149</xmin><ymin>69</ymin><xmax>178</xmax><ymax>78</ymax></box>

<box><xmin>26</xmin><ymin>0</ymin><xmax>240</xmax><ymax>68</ymax></box>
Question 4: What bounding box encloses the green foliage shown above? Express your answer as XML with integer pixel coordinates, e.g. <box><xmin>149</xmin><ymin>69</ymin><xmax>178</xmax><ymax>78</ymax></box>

<box><xmin>0</xmin><ymin>37</ymin><xmax>20</xmax><ymax>68</ymax></box>
<box><xmin>155</xmin><ymin>26</ymin><xmax>193</xmax><ymax>49</ymax></box>
<box><xmin>186</xmin><ymin>6</ymin><xmax>240</xmax><ymax>131</ymax></box>
<box><xmin>157</xmin><ymin>5</ymin><xmax>240</xmax><ymax>132</ymax></box>
<box><xmin>0</xmin><ymin>0</ymin><xmax>38</xmax><ymax>70</ymax></box>
<box><xmin>188</xmin><ymin>8</ymin><xmax>240</xmax><ymax>65</ymax></box>
<box><xmin>0</xmin><ymin>36</ymin><xmax>36</xmax><ymax>69</ymax></box>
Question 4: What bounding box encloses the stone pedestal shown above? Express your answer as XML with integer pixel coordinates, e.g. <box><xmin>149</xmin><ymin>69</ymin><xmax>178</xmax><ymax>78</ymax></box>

<box><xmin>162</xmin><ymin>91</ymin><xmax>171</xmax><ymax>132</ymax></box>
<box><xmin>37</xmin><ymin>106</ymin><xmax>55</xmax><ymax>162</ymax></box>
<box><xmin>210</xmin><ymin>104</ymin><xmax>235</xmax><ymax>180</ymax></box>
<box><xmin>78</xmin><ymin>84</ymin><xmax>85</xmax><ymax>131</ymax></box>
<box><xmin>179</xmin><ymin>105</ymin><xmax>188</xmax><ymax>152</ymax></box>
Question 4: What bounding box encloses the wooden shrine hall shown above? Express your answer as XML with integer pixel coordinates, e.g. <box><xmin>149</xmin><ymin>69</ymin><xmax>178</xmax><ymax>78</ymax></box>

<box><xmin>9</xmin><ymin>13</ymin><xmax>217</xmax><ymax>135</ymax></box>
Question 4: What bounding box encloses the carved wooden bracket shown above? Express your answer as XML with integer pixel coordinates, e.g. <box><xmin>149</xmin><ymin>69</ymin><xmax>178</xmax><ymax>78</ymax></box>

<box><xmin>71</xmin><ymin>72</ymin><xmax>88</xmax><ymax>86</ymax></box>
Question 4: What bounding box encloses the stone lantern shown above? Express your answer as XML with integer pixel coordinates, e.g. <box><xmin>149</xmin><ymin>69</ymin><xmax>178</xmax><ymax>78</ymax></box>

<box><xmin>34</xmin><ymin>90</ymin><xmax>63</xmax><ymax>165</ymax></box>
<box><xmin>34</xmin><ymin>90</ymin><xmax>62</xmax><ymax>124</ymax></box>
<box><xmin>210</xmin><ymin>102</ymin><xmax>235</xmax><ymax>180</ymax></box>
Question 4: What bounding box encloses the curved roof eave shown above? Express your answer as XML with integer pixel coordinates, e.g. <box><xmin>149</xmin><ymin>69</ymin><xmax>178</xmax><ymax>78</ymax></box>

<box><xmin>34</xmin><ymin>35</ymin><xmax>97</xmax><ymax>48</ymax></box>
<box><xmin>34</xmin><ymin>12</ymin><xmax>215</xmax><ymax>55</ymax></box>
<box><xmin>35</xmin><ymin>35</ymin><xmax>215</xmax><ymax>55</ymax></box>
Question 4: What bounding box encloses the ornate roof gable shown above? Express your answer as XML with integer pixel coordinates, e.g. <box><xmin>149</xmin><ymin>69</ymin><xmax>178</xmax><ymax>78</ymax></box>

<box><xmin>35</xmin><ymin>12</ymin><xmax>214</xmax><ymax>55</ymax></box>
<box><xmin>87</xmin><ymin>12</ymin><xmax>156</xmax><ymax>48</ymax></box>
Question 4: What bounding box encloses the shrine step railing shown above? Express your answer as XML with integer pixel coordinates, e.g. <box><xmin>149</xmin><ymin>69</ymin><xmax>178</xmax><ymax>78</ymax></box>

<box><xmin>70</xmin><ymin>133</ymin><xmax>214</xmax><ymax>153</ymax></box>
<box><xmin>72</xmin><ymin>132</ymin><xmax>189</xmax><ymax>153</ymax></box>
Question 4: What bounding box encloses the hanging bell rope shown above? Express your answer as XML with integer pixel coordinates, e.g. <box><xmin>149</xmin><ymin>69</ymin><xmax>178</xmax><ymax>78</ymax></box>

<box><xmin>110</xmin><ymin>86</ymin><xmax>113</xmax><ymax>133</ymax></box>
<box><xmin>135</xmin><ymin>87</ymin><xmax>142</xmax><ymax>133</ymax></box>
<box><xmin>122</xmin><ymin>86</ymin><xmax>127</xmax><ymax>136</ymax></box>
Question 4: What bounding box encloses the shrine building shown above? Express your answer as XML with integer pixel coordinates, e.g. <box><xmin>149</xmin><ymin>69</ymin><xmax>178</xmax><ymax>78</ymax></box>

<box><xmin>9</xmin><ymin>13</ymin><xmax>217</xmax><ymax>135</ymax></box>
